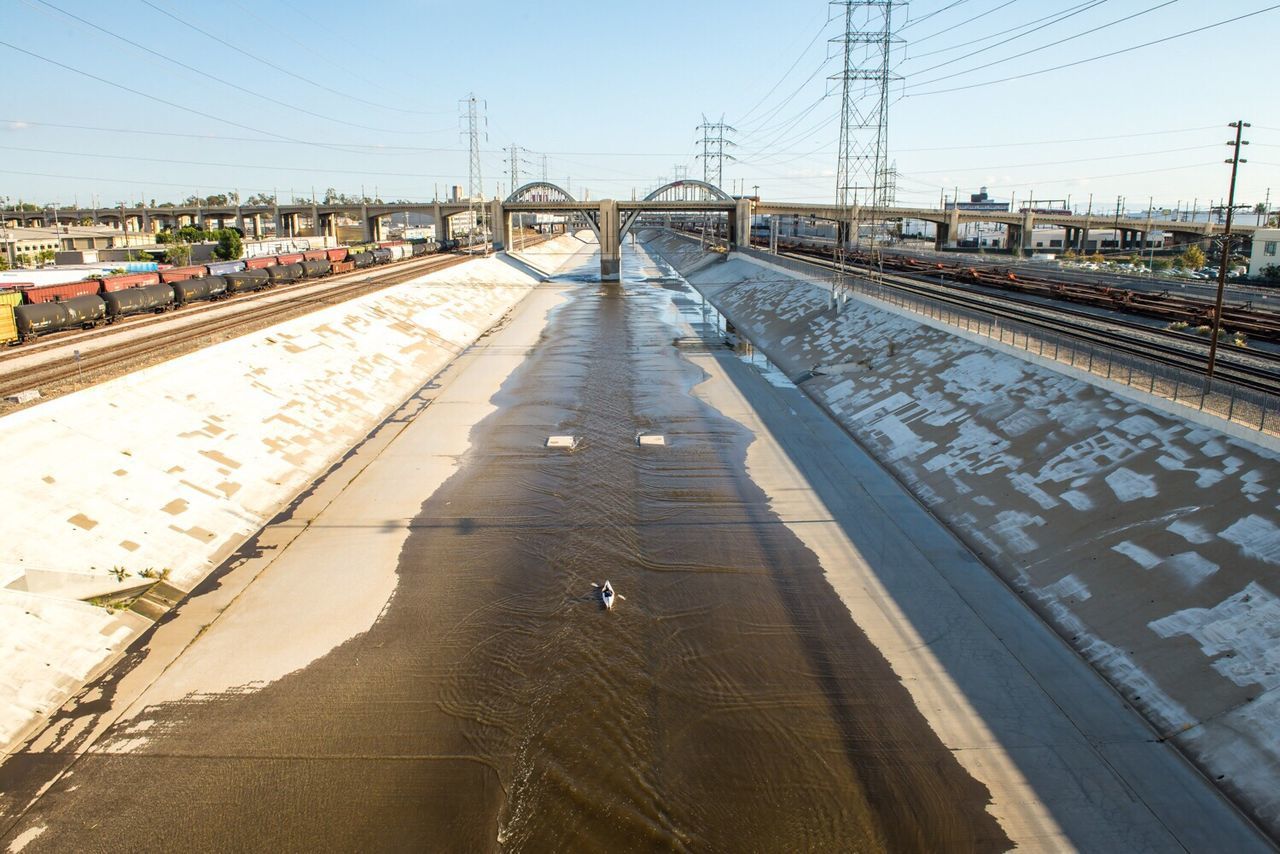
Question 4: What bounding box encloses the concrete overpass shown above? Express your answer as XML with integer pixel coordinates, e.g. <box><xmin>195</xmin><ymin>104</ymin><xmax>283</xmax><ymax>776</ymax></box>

<box><xmin>500</xmin><ymin>179</ymin><xmax>748</xmax><ymax>280</ymax></box>
<box><xmin>4</xmin><ymin>191</ymin><xmax>1258</xmax><ymax>262</ymax></box>
<box><xmin>753</xmin><ymin>201</ymin><xmax>1262</xmax><ymax>254</ymax></box>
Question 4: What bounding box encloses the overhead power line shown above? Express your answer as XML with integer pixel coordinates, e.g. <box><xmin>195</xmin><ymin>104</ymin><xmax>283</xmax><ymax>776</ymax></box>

<box><xmin>900</xmin><ymin>0</ymin><xmax>971</xmax><ymax>31</ymax></box>
<box><xmin>0</xmin><ymin>39</ymin><xmax>374</xmax><ymax>156</ymax></box>
<box><xmin>908</xmin><ymin>4</ymin><xmax>1280</xmax><ymax>96</ymax></box>
<box><xmin>906</xmin><ymin>0</ymin><xmax>1179</xmax><ymax>89</ymax></box>
<box><xmin>27</xmin><ymin>0</ymin><xmax>449</xmax><ymax>135</ymax></box>
<box><xmin>734</xmin><ymin>12</ymin><xmax>835</xmax><ymax>126</ymax></box>
<box><xmin>904</xmin><ymin>0</ymin><xmax>1109</xmax><ymax>77</ymax></box>
<box><xmin>903</xmin><ymin>0</ymin><xmax>1091</xmax><ymax>57</ymax></box>
<box><xmin>136</xmin><ymin>0</ymin><xmax>443</xmax><ymax>118</ymax></box>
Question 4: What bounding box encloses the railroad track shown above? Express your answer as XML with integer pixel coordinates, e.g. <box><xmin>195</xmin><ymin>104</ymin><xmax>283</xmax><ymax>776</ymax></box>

<box><xmin>0</xmin><ymin>252</ymin><xmax>459</xmax><ymax>360</ymax></box>
<box><xmin>778</xmin><ymin>249</ymin><xmax>1280</xmax><ymax>396</ymax></box>
<box><xmin>765</xmin><ymin>238</ymin><xmax>1280</xmax><ymax>341</ymax></box>
<box><xmin>0</xmin><ymin>252</ymin><xmax>474</xmax><ymax>400</ymax></box>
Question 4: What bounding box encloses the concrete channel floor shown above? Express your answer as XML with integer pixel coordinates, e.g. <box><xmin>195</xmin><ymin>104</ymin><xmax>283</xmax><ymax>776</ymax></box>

<box><xmin>0</xmin><ymin>241</ymin><xmax>1270</xmax><ymax>852</ymax></box>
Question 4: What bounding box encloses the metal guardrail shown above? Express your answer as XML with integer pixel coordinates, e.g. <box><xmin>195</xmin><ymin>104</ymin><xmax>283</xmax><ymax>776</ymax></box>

<box><xmin>742</xmin><ymin>246</ymin><xmax>1279</xmax><ymax>437</ymax></box>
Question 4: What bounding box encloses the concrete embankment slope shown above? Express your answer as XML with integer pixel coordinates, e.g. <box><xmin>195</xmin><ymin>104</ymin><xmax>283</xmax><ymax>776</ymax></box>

<box><xmin>0</xmin><ymin>243</ymin><xmax>570</xmax><ymax>756</ymax></box>
<box><xmin>645</xmin><ymin>232</ymin><xmax>1280</xmax><ymax>839</ymax></box>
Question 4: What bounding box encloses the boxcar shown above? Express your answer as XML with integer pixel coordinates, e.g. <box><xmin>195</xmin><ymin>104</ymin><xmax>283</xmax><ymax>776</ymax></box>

<box><xmin>158</xmin><ymin>265</ymin><xmax>208</xmax><ymax>284</ymax></box>
<box><xmin>96</xmin><ymin>272</ymin><xmax>161</xmax><ymax>293</ymax></box>
<box><xmin>245</xmin><ymin>257</ymin><xmax>276</xmax><ymax>270</ymax></box>
<box><xmin>21</xmin><ymin>280</ymin><xmax>102</xmax><ymax>304</ymax></box>
<box><xmin>275</xmin><ymin>252</ymin><xmax>305</xmax><ymax>266</ymax></box>
<box><xmin>0</xmin><ymin>289</ymin><xmax>21</xmax><ymax>345</ymax></box>
<box><xmin>206</xmin><ymin>260</ymin><xmax>246</xmax><ymax>276</ymax></box>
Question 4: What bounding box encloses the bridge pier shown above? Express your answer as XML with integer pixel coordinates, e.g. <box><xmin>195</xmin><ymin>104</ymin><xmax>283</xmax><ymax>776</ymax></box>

<box><xmin>490</xmin><ymin>199</ymin><xmax>505</xmax><ymax>251</ymax></box>
<box><xmin>599</xmin><ymin>199</ymin><xmax>620</xmax><ymax>282</ymax></box>
<box><xmin>730</xmin><ymin>198</ymin><xmax>752</xmax><ymax>249</ymax></box>
<box><xmin>934</xmin><ymin>222</ymin><xmax>951</xmax><ymax>251</ymax></box>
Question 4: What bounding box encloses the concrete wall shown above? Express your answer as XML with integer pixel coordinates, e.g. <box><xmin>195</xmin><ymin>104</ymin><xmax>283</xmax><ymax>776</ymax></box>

<box><xmin>644</xmin><ymin>232</ymin><xmax>1280</xmax><ymax>838</ymax></box>
<box><xmin>0</xmin><ymin>244</ymin><xmax>574</xmax><ymax>755</ymax></box>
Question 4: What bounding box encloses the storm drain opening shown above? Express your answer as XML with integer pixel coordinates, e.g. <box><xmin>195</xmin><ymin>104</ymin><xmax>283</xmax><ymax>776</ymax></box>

<box><xmin>637</xmin><ymin>433</ymin><xmax>666</xmax><ymax>447</ymax></box>
<box><xmin>546</xmin><ymin>435</ymin><xmax>579</xmax><ymax>449</ymax></box>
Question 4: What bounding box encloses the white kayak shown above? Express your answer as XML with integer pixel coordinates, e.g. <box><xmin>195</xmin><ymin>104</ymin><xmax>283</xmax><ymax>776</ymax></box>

<box><xmin>601</xmin><ymin>580</ymin><xmax>615</xmax><ymax>610</ymax></box>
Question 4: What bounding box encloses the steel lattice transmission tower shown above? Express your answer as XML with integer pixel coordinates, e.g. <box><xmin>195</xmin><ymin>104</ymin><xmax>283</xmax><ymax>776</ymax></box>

<box><xmin>830</xmin><ymin>0</ymin><xmax>902</xmax><ymax>270</ymax></box>
<box><xmin>695</xmin><ymin>114</ymin><xmax>736</xmax><ymax>191</ymax></box>
<box><xmin>460</xmin><ymin>93</ymin><xmax>487</xmax><ymax>248</ymax></box>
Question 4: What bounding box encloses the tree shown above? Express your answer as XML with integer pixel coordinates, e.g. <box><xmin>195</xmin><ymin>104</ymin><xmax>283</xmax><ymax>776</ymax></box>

<box><xmin>213</xmin><ymin>228</ymin><xmax>243</xmax><ymax>261</ymax></box>
<box><xmin>245</xmin><ymin>192</ymin><xmax>275</xmax><ymax>205</ymax></box>
<box><xmin>1261</xmin><ymin>264</ymin><xmax>1280</xmax><ymax>283</ymax></box>
<box><xmin>176</xmin><ymin>225</ymin><xmax>207</xmax><ymax>243</ymax></box>
<box><xmin>1255</xmin><ymin>202</ymin><xmax>1269</xmax><ymax>224</ymax></box>
<box><xmin>1180</xmin><ymin>245</ymin><xmax>1206</xmax><ymax>270</ymax></box>
<box><xmin>0</xmin><ymin>255</ymin><xmax>8</xmax><ymax>271</ymax></box>
<box><xmin>165</xmin><ymin>243</ymin><xmax>192</xmax><ymax>266</ymax></box>
<box><xmin>129</xmin><ymin>249</ymin><xmax>154</xmax><ymax>262</ymax></box>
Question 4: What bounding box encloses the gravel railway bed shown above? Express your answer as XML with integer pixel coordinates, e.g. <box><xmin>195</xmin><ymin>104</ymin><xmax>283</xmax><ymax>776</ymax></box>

<box><xmin>778</xmin><ymin>248</ymin><xmax>1280</xmax><ymax>396</ymax></box>
<box><xmin>0</xmin><ymin>252</ymin><xmax>475</xmax><ymax>410</ymax></box>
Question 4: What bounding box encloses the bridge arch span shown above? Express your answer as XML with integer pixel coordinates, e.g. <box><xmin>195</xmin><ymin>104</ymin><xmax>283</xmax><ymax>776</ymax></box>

<box><xmin>505</xmin><ymin>181</ymin><xmax>578</xmax><ymax>204</ymax></box>
<box><xmin>643</xmin><ymin>180</ymin><xmax>731</xmax><ymax>202</ymax></box>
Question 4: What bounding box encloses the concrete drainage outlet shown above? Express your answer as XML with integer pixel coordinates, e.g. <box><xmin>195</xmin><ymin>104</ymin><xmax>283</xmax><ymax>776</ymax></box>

<box><xmin>545</xmin><ymin>435</ymin><xmax>579</xmax><ymax>449</ymax></box>
<box><xmin>637</xmin><ymin>433</ymin><xmax>666</xmax><ymax>447</ymax></box>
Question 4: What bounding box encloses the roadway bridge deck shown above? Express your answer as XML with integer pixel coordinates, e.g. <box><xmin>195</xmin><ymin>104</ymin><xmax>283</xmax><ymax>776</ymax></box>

<box><xmin>4</xmin><ymin>179</ymin><xmax>1258</xmax><ymax>277</ymax></box>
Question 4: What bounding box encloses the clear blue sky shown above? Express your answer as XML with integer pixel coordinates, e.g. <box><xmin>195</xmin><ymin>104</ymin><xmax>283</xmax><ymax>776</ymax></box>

<box><xmin>3</xmin><ymin>0</ymin><xmax>1277</xmax><ymax>215</ymax></box>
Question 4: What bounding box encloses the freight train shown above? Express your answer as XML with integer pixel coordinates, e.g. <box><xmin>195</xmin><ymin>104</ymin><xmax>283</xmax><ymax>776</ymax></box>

<box><xmin>0</xmin><ymin>238</ymin><xmax>455</xmax><ymax>344</ymax></box>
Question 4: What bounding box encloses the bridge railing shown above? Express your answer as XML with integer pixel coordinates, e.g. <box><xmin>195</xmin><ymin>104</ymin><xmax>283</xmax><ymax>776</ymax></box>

<box><xmin>742</xmin><ymin>246</ymin><xmax>1279</xmax><ymax>437</ymax></box>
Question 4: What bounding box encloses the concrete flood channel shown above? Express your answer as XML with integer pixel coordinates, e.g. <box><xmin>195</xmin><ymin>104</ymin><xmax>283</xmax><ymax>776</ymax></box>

<box><xmin>0</xmin><ymin>238</ymin><xmax>1268</xmax><ymax>851</ymax></box>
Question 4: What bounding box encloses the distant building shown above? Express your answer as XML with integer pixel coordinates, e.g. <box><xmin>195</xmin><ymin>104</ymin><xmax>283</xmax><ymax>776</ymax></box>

<box><xmin>1247</xmin><ymin>228</ymin><xmax>1279</xmax><ymax>277</ymax></box>
<box><xmin>0</xmin><ymin>225</ymin><xmax>125</xmax><ymax>267</ymax></box>
<box><xmin>945</xmin><ymin>186</ymin><xmax>1011</xmax><ymax>213</ymax></box>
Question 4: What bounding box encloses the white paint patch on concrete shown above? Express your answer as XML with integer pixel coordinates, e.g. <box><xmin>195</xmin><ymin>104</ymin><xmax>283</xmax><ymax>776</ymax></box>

<box><xmin>1220</xmin><ymin>515</ymin><xmax>1280</xmax><ymax>565</ymax></box>
<box><xmin>1105</xmin><ymin>466</ymin><xmax>1159</xmax><ymax>502</ymax></box>
<box><xmin>0</xmin><ymin>238</ymin><xmax>580</xmax><ymax>755</ymax></box>
<box><xmin>1169</xmin><ymin>519</ymin><xmax>1214</xmax><ymax>545</ymax></box>
<box><xmin>1060</xmin><ymin>489</ymin><xmax>1094</xmax><ymax>511</ymax></box>
<box><xmin>1112</xmin><ymin>541</ymin><xmax>1162</xmax><ymax>570</ymax></box>
<box><xmin>664</xmin><ymin>238</ymin><xmax>1280</xmax><ymax>839</ymax></box>
<box><xmin>1165</xmin><ymin>552</ymin><xmax>1220</xmax><ymax>586</ymax></box>
<box><xmin>1150</xmin><ymin>582</ymin><xmax>1280</xmax><ymax>693</ymax></box>
<box><xmin>546</xmin><ymin>435</ymin><xmax>579</xmax><ymax>449</ymax></box>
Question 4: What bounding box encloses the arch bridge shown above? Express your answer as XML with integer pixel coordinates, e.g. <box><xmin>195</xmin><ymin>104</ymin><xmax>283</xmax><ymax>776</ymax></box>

<box><xmin>501</xmin><ymin>180</ymin><xmax>747</xmax><ymax>280</ymax></box>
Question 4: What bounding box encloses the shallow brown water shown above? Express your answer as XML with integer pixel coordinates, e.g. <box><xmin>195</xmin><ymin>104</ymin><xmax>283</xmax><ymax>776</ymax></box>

<box><xmin>0</xmin><ymin>252</ymin><xmax>1008</xmax><ymax>852</ymax></box>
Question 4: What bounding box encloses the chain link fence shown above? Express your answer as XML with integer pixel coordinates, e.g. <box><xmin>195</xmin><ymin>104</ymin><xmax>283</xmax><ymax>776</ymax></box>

<box><xmin>744</xmin><ymin>247</ymin><xmax>1279</xmax><ymax>437</ymax></box>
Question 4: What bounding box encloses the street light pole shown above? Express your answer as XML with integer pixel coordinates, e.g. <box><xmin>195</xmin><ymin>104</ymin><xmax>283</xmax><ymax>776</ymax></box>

<box><xmin>1206</xmin><ymin>119</ymin><xmax>1250</xmax><ymax>384</ymax></box>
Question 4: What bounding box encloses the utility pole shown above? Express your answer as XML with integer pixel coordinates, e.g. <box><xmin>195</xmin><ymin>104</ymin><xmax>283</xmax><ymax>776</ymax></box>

<box><xmin>460</xmin><ymin>93</ymin><xmax>487</xmax><ymax>253</ymax></box>
<box><xmin>831</xmin><ymin>0</ymin><xmax>901</xmax><ymax>287</ymax></box>
<box><xmin>1206</xmin><ymin>120</ymin><xmax>1249</xmax><ymax>385</ymax></box>
<box><xmin>506</xmin><ymin>143</ymin><xmax>522</xmax><ymax>197</ymax></box>
<box><xmin>1145</xmin><ymin>196</ymin><xmax>1155</xmax><ymax>277</ymax></box>
<box><xmin>695</xmin><ymin>114</ymin><xmax>736</xmax><ymax>189</ymax></box>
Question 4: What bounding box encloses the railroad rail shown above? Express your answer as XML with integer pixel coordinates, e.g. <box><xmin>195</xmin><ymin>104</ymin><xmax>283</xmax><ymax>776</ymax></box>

<box><xmin>0</xmin><ymin>252</ymin><xmax>474</xmax><ymax>401</ymax></box>
<box><xmin>776</xmin><ymin>248</ymin><xmax>1280</xmax><ymax>397</ymax></box>
<box><xmin>767</xmin><ymin>238</ymin><xmax>1280</xmax><ymax>342</ymax></box>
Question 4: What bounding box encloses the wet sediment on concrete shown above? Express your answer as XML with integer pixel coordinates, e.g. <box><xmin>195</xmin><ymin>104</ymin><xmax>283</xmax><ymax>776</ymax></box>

<box><xmin>0</xmin><ymin>252</ymin><xmax>1006</xmax><ymax>851</ymax></box>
